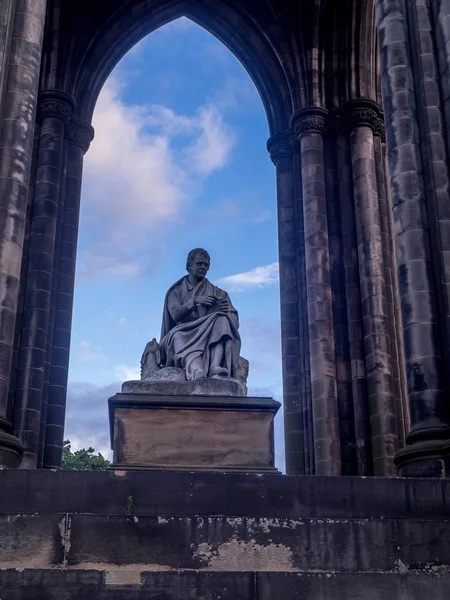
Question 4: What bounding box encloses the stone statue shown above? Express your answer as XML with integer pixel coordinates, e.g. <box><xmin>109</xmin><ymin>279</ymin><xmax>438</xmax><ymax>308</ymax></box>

<box><xmin>122</xmin><ymin>248</ymin><xmax>248</xmax><ymax>396</ymax></box>
<box><xmin>159</xmin><ymin>248</ymin><xmax>241</xmax><ymax>380</ymax></box>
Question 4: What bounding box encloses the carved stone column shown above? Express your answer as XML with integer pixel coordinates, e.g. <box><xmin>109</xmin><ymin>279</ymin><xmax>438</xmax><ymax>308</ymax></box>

<box><xmin>13</xmin><ymin>90</ymin><xmax>75</xmax><ymax>468</ymax></box>
<box><xmin>335</xmin><ymin>118</ymin><xmax>372</xmax><ymax>476</ymax></box>
<box><xmin>43</xmin><ymin>117</ymin><xmax>94</xmax><ymax>469</ymax></box>
<box><xmin>267</xmin><ymin>133</ymin><xmax>305</xmax><ymax>475</ymax></box>
<box><xmin>377</xmin><ymin>0</ymin><xmax>450</xmax><ymax>476</ymax></box>
<box><xmin>345</xmin><ymin>100</ymin><xmax>398</xmax><ymax>476</ymax></box>
<box><xmin>0</xmin><ymin>0</ymin><xmax>47</xmax><ymax>467</ymax></box>
<box><xmin>291</xmin><ymin>135</ymin><xmax>314</xmax><ymax>474</ymax></box>
<box><xmin>325</xmin><ymin>122</ymin><xmax>357</xmax><ymax>476</ymax></box>
<box><xmin>291</xmin><ymin>107</ymin><xmax>341</xmax><ymax>476</ymax></box>
<box><xmin>373</xmin><ymin>116</ymin><xmax>408</xmax><ymax>448</ymax></box>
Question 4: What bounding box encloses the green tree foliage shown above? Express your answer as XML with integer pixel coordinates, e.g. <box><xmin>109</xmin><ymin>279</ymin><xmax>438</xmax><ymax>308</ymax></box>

<box><xmin>62</xmin><ymin>439</ymin><xmax>110</xmax><ymax>470</ymax></box>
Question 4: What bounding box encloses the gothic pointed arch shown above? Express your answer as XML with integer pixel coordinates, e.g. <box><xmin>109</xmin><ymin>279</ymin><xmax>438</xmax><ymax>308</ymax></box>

<box><xmin>40</xmin><ymin>0</ymin><xmax>297</xmax><ymax>135</ymax></box>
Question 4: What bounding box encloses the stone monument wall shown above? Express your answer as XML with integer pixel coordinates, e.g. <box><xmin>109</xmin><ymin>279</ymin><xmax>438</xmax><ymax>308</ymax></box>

<box><xmin>0</xmin><ymin>0</ymin><xmax>449</xmax><ymax>479</ymax></box>
<box><xmin>1</xmin><ymin>470</ymin><xmax>450</xmax><ymax>598</ymax></box>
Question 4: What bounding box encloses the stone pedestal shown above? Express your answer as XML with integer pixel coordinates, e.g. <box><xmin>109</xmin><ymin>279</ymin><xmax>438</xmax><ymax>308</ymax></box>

<box><xmin>108</xmin><ymin>394</ymin><xmax>280</xmax><ymax>473</ymax></box>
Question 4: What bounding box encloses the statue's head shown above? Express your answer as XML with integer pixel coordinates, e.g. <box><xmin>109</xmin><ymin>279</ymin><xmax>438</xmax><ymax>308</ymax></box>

<box><xmin>186</xmin><ymin>248</ymin><xmax>210</xmax><ymax>279</ymax></box>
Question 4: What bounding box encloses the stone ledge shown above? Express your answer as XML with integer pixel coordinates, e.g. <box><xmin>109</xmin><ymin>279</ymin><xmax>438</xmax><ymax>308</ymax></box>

<box><xmin>0</xmin><ymin>570</ymin><xmax>449</xmax><ymax>600</ymax></box>
<box><xmin>1</xmin><ymin>470</ymin><xmax>450</xmax><ymax>519</ymax></box>
<box><xmin>121</xmin><ymin>376</ymin><xmax>244</xmax><ymax>397</ymax></box>
<box><xmin>2</xmin><ymin>513</ymin><xmax>450</xmax><ymax>573</ymax></box>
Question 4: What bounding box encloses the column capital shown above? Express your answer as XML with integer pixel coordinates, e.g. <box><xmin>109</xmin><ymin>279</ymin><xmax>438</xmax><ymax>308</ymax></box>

<box><xmin>343</xmin><ymin>99</ymin><xmax>381</xmax><ymax>132</ymax></box>
<box><xmin>66</xmin><ymin>117</ymin><xmax>95</xmax><ymax>153</ymax></box>
<box><xmin>374</xmin><ymin>117</ymin><xmax>386</xmax><ymax>142</ymax></box>
<box><xmin>37</xmin><ymin>90</ymin><xmax>75</xmax><ymax>125</ymax></box>
<box><xmin>267</xmin><ymin>132</ymin><xmax>292</xmax><ymax>165</ymax></box>
<box><xmin>290</xmin><ymin>107</ymin><xmax>328</xmax><ymax>138</ymax></box>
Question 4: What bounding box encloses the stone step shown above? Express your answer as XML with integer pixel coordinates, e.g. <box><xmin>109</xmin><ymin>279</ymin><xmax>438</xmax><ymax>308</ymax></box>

<box><xmin>1</xmin><ymin>470</ymin><xmax>450</xmax><ymax>520</ymax></box>
<box><xmin>1</xmin><ymin>569</ymin><xmax>450</xmax><ymax>600</ymax></box>
<box><xmin>2</xmin><ymin>470</ymin><xmax>450</xmax><ymax>599</ymax></box>
<box><xmin>2</xmin><ymin>512</ymin><xmax>450</xmax><ymax>573</ymax></box>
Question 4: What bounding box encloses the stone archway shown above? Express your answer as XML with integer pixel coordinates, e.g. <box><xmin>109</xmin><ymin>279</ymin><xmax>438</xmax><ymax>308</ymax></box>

<box><xmin>1</xmin><ymin>0</ymin><xmax>449</xmax><ymax>478</ymax></box>
<box><xmin>1</xmin><ymin>0</ymin><xmax>296</xmax><ymax>470</ymax></box>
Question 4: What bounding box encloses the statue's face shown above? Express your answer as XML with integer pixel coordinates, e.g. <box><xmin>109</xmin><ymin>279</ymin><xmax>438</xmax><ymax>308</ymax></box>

<box><xmin>189</xmin><ymin>254</ymin><xmax>210</xmax><ymax>279</ymax></box>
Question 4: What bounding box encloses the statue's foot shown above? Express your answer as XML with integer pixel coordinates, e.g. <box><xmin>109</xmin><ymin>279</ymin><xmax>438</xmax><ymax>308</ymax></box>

<box><xmin>210</xmin><ymin>366</ymin><xmax>229</xmax><ymax>377</ymax></box>
<box><xmin>193</xmin><ymin>369</ymin><xmax>207</xmax><ymax>380</ymax></box>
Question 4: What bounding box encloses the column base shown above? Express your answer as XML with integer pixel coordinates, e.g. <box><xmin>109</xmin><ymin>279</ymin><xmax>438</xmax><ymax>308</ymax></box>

<box><xmin>0</xmin><ymin>430</ymin><xmax>23</xmax><ymax>468</ymax></box>
<box><xmin>394</xmin><ymin>439</ymin><xmax>450</xmax><ymax>478</ymax></box>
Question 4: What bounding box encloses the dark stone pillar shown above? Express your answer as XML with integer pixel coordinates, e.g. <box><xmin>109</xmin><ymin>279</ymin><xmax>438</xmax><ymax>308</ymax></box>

<box><xmin>381</xmin><ymin>138</ymin><xmax>409</xmax><ymax>440</ymax></box>
<box><xmin>336</xmin><ymin>123</ymin><xmax>372</xmax><ymax>476</ymax></box>
<box><xmin>376</xmin><ymin>0</ymin><xmax>450</xmax><ymax>476</ymax></box>
<box><xmin>0</xmin><ymin>0</ymin><xmax>15</xmax><ymax>100</ymax></box>
<box><xmin>373</xmin><ymin>117</ymin><xmax>408</xmax><ymax>448</ymax></box>
<box><xmin>325</xmin><ymin>132</ymin><xmax>356</xmax><ymax>476</ymax></box>
<box><xmin>346</xmin><ymin>100</ymin><xmax>398</xmax><ymax>476</ymax></box>
<box><xmin>0</xmin><ymin>0</ymin><xmax>47</xmax><ymax>467</ymax></box>
<box><xmin>292</xmin><ymin>138</ymin><xmax>314</xmax><ymax>474</ymax></box>
<box><xmin>267</xmin><ymin>134</ymin><xmax>305</xmax><ymax>475</ymax></box>
<box><xmin>13</xmin><ymin>90</ymin><xmax>75</xmax><ymax>468</ymax></box>
<box><xmin>291</xmin><ymin>108</ymin><xmax>342</xmax><ymax>476</ymax></box>
<box><xmin>37</xmin><ymin>134</ymin><xmax>69</xmax><ymax>468</ymax></box>
<box><xmin>43</xmin><ymin>117</ymin><xmax>93</xmax><ymax>469</ymax></box>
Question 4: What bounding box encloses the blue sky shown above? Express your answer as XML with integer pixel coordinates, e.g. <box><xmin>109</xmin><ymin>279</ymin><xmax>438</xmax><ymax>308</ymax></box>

<box><xmin>65</xmin><ymin>17</ymin><xmax>284</xmax><ymax>469</ymax></box>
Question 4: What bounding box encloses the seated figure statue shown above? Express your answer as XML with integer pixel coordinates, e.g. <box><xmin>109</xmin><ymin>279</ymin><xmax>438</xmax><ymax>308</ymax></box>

<box><xmin>160</xmin><ymin>247</ymin><xmax>241</xmax><ymax>381</ymax></box>
<box><xmin>123</xmin><ymin>248</ymin><xmax>248</xmax><ymax>396</ymax></box>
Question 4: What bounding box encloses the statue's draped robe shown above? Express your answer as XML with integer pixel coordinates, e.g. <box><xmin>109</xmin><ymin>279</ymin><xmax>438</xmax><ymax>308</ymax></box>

<box><xmin>160</xmin><ymin>276</ymin><xmax>241</xmax><ymax>380</ymax></box>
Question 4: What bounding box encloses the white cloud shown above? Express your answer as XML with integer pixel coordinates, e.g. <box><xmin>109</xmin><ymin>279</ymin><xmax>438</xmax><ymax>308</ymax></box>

<box><xmin>188</xmin><ymin>106</ymin><xmax>235</xmax><ymax>174</ymax></box>
<box><xmin>80</xmin><ymin>76</ymin><xmax>236</xmax><ymax>279</ymax></box>
<box><xmin>145</xmin><ymin>103</ymin><xmax>235</xmax><ymax>174</ymax></box>
<box><xmin>86</xmin><ymin>80</ymin><xmax>185</xmax><ymax>225</ymax></box>
<box><xmin>114</xmin><ymin>365</ymin><xmax>140</xmax><ymax>381</ymax></box>
<box><xmin>78</xmin><ymin>251</ymin><xmax>142</xmax><ymax>279</ymax></box>
<box><xmin>216</xmin><ymin>262</ymin><xmax>279</xmax><ymax>292</ymax></box>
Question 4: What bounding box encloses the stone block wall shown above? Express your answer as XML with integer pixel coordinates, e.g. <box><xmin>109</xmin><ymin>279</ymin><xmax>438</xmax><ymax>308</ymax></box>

<box><xmin>0</xmin><ymin>470</ymin><xmax>450</xmax><ymax>598</ymax></box>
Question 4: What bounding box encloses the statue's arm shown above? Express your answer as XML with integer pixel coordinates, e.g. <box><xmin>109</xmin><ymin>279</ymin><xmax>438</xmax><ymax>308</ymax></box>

<box><xmin>227</xmin><ymin>293</ymin><xmax>239</xmax><ymax>328</ymax></box>
<box><xmin>167</xmin><ymin>288</ymin><xmax>197</xmax><ymax>323</ymax></box>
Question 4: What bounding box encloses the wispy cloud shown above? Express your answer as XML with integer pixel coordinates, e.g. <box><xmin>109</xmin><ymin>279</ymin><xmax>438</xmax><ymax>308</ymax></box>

<box><xmin>80</xmin><ymin>76</ymin><xmax>236</xmax><ymax>279</ymax></box>
<box><xmin>114</xmin><ymin>365</ymin><xmax>140</xmax><ymax>381</ymax></box>
<box><xmin>216</xmin><ymin>262</ymin><xmax>279</xmax><ymax>292</ymax></box>
<box><xmin>188</xmin><ymin>106</ymin><xmax>235</xmax><ymax>174</ymax></box>
<box><xmin>245</xmin><ymin>209</ymin><xmax>271</xmax><ymax>224</ymax></box>
<box><xmin>75</xmin><ymin>341</ymin><xmax>108</xmax><ymax>364</ymax></box>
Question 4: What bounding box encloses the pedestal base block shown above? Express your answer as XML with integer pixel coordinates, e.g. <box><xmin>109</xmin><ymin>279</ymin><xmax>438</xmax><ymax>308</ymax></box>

<box><xmin>109</xmin><ymin>394</ymin><xmax>280</xmax><ymax>473</ymax></box>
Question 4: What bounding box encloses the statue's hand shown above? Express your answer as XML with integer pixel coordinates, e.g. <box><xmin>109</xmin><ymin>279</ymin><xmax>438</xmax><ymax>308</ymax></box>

<box><xmin>195</xmin><ymin>295</ymin><xmax>216</xmax><ymax>307</ymax></box>
<box><xmin>219</xmin><ymin>298</ymin><xmax>229</xmax><ymax>312</ymax></box>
